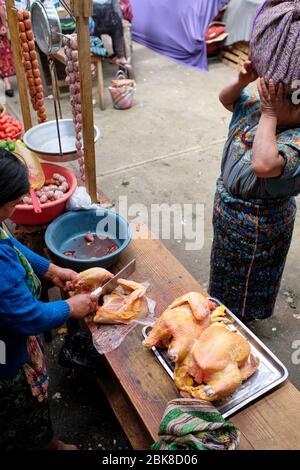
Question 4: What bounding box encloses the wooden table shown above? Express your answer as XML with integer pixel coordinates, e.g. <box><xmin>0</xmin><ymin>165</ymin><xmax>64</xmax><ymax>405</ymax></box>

<box><xmin>9</xmin><ymin>218</ymin><xmax>300</xmax><ymax>450</ymax></box>
<box><xmin>86</xmin><ymin>224</ymin><xmax>300</xmax><ymax>451</ymax></box>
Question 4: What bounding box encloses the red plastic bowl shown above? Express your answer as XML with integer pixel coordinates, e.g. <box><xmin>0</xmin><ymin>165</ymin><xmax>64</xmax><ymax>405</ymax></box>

<box><xmin>11</xmin><ymin>163</ymin><xmax>78</xmax><ymax>226</ymax></box>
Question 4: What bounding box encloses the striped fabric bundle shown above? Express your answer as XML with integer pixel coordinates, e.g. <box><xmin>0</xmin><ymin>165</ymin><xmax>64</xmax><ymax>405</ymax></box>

<box><xmin>250</xmin><ymin>0</ymin><xmax>300</xmax><ymax>92</ymax></box>
<box><xmin>152</xmin><ymin>399</ymin><xmax>240</xmax><ymax>451</ymax></box>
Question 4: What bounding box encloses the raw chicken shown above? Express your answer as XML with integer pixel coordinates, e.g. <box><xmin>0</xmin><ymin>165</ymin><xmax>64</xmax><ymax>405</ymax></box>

<box><xmin>84</xmin><ymin>232</ymin><xmax>95</xmax><ymax>244</ymax></box>
<box><xmin>68</xmin><ymin>267</ymin><xmax>114</xmax><ymax>294</ymax></box>
<box><xmin>94</xmin><ymin>279</ymin><xmax>148</xmax><ymax>324</ymax></box>
<box><xmin>176</xmin><ymin>323</ymin><xmax>259</xmax><ymax>401</ymax></box>
<box><xmin>144</xmin><ymin>292</ymin><xmax>259</xmax><ymax>402</ymax></box>
<box><xmin>143</xmin><ymin>292</ymin><xmax>216</xmax><ymax>362</ymax></box>
<box><xmin>68</xmin><ymin>268</ymin><xmax>149</xmax><ymax>325</ymax></box>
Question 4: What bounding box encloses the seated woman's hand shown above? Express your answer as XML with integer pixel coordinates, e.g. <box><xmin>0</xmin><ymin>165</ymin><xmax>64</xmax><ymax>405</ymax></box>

<box><xmin>67</xmin><ymin>294</ymin><xmax>99</xmax><ymax>319</ymax></box>
<box><xmin>44</xmin><ymin>264</ymin><xmax>78</xmax><ymax>290</ymax></box>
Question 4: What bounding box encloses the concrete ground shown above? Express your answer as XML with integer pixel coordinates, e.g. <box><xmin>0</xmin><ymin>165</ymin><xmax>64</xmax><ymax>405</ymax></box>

<box><xmin>7</xmin><ymin>42</ymin><xmax>300</xmax><ymax>448</ymax></box>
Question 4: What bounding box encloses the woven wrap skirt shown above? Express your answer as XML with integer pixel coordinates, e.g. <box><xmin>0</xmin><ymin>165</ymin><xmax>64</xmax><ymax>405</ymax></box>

<box><xmin>0</xmin><ymin>370</ymin><xmax>53</xmax><ymax>450</ymax></box>
<box><xmin>209</xmin><ymin>181</ymin><xmax>297</xmax><ymax>321</ymax></box>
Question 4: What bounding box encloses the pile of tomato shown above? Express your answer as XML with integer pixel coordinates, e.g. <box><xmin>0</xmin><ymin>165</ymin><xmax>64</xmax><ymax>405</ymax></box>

<box><xmin>0</xmin><ymin>115</ymin><xmax>24</xmax><ymax>141</ymax></box>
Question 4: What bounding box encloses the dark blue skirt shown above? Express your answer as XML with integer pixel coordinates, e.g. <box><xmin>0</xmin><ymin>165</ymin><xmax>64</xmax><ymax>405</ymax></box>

<box><xmin>209</xmin><ymin>180</ymin><xmax>297</xmax><ymax>321</ymax></box>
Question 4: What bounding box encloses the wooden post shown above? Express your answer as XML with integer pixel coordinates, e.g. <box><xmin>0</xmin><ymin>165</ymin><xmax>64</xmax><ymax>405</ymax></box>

<box><xmin>5</xmin><ymin>0</ymin><xmax>32</xmax><ymax>130</ymax></box>
<box><xmin>72</xmin><ymin>0</ymin><xmax>97</xmax><ymax>203</ymax></box>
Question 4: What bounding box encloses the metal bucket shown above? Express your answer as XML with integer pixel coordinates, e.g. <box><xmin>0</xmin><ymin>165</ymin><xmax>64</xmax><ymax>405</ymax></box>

<box><xmin>23</xmin><ymin>119</ymin><xmax>101</xmax><ymax>162</ymax></box>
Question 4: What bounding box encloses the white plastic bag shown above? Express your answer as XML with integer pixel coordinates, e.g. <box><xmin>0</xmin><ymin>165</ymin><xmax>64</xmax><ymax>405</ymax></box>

<box><xmin>66</xmin><ymin>186</ymin><xmax>99</xmax><ymax>211</ymax></box>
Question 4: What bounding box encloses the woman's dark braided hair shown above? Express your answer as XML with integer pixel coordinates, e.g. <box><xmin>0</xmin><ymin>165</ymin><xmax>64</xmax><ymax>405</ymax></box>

<box><xmin>0</xmin><ymin>148</ymin><xmax>29</xmax><ymax>206</ymax></box>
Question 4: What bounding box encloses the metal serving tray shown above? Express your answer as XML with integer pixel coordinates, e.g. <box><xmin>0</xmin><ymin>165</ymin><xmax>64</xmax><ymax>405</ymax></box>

<box><xmin>142</xmin><ymin>297</ymin><xmax>288</xmax><ymax>419</ymax></box>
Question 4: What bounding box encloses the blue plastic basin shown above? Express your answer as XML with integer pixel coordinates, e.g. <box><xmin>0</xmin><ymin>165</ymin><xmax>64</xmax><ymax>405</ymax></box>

<box><xmin>45</xmin><ymin>209</ymin><xmax>132</xmax><ymax>271</ymax></box>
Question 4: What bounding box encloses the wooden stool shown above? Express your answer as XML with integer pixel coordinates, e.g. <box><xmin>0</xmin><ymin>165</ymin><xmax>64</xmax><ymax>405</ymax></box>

<box><xmin>91</xmin><ymin>55</ymin><xmax>106</xmax><ymax>111</ymax></box>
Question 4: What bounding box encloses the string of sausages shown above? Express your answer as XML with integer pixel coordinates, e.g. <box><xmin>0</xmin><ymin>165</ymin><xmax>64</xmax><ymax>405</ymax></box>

<box><xmin>17</xmin><ymin>9</ymin><xmax>48</xmax><ymax>124</ymax></box>
<box><xmin>63</xmin><ymin>34</ymin><xmax>85</xmax><ymax>182</ymax></box>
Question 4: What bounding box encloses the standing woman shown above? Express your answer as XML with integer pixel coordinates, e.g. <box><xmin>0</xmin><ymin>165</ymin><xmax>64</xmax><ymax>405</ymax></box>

<box><xmin>209</xmin><ymin>1</ymin><xmax>300</xmax><ymax>322</ymax></box>
<box><xmin>209</xmin><ymin>63</ymin><xmax>300</xmax><ymax>321</ymax></box>
<box><xmin>0</xmin><ymin>150</ymin><xmax>113</xmax><ymax>450</ymax></box>
<box><xmin>0</xmin><ymin>0</ymin><xmax>15</xmax><ymax>97</ymax></box>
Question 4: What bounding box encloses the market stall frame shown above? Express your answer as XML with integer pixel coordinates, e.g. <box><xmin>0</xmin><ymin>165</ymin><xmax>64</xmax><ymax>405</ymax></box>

<box><xmin>5</xmin><ymin>0</ymin><xmax>97</xmax><ymax>202</ymax></box>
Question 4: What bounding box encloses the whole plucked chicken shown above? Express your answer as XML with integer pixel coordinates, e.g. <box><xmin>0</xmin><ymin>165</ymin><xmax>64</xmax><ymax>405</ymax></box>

<box><xmin>69</xmin><ymin>267</ymin><xmax>149</xmax><ymax>325</ymax></box>
<box><xmin>94</xmin><ymin>279</ymin><xmax>149</xmax><ymax>324</ymax></box>
<box><xmin>67</xmin><ymin>267</ymin><xmax>114</xmax><ymax>295</ymax></box>
<box><xmin>143</xmin><ymin>292</ymin><xmax>216</xmax><ymax>362</ymax></box>
<box><xmin>144</xmin><ymin>292</ymin><xmax>259</xmax><ymax>402</ymax></box>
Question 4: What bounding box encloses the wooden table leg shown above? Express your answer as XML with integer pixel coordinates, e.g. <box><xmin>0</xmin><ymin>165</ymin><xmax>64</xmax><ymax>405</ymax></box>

<box><xmin>96</xmin><ymin>59</ymin><xmax>106</xmax><ymax>111</ymax></box>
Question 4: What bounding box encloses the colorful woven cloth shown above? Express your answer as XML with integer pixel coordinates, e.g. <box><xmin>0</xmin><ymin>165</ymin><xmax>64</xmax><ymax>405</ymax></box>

<box><xmin>152</xmin><ymin>399</ymin><xmax>240</xmax><ymax>451</ymax></box>
<box><xmin>0</xmin><ymin>1</ymin><xmax>15</xmax><ymax>79</ymax></box>
<box><xmin>250</xmin><ymin>0</ymin><xmax>300</xmax><ymax>92</ymax></box>
<box><xmin>0</xmin><ymin>369</ymin><xmax>53</xmax><ymax>450</ymax></box>
<box><xmin>209</xmin><ymin>180</ymin><xmax>296</xmax><ymax>321</ymax></box>
<box><xmin>120</xmin><ymin>0</ymin><xmax>133</xmax><ymax>22</ymax></box>
<box><xmin>90</xmin><ymin>36</ymin><xmax>107</xmax><ymax>57</ymax></box>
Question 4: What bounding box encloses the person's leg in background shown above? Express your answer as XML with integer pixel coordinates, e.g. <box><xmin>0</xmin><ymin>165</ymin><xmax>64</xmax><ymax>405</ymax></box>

<box><xmin>109</xmin><ymin>23</ymin><xmax>127</xmax><ymax>65</ymax></box>
<box><xmin>3</xmin><ymin>77</ymin><xmax>13</xmax><ymax>97</ymax></box>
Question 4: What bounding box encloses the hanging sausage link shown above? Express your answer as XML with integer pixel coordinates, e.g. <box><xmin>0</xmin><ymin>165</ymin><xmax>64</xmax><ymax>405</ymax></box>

<box><xmin>63</xmin><ymin>34</ymin><xmax>85</xmax><ymax>182</ymax></box>
<box><xmin>17</xmin><ymin>9</ymin><xmax>48</xmax><ymax>124</ymax></box>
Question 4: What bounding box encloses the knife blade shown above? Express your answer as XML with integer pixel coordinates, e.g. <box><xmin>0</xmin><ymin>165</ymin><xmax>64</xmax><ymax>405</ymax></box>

<box><xmin>91</xmin><ymin>259</ymin><xmax>136</xmax><ymax>298</ymax></box>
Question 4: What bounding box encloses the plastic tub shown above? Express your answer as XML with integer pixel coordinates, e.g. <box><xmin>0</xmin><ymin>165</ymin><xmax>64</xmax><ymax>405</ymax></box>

<box><xmin>45</xmin><ymin>209</ymin><xmax>132</xmax><ymax>271</ymax></box>
<box><xmin>11</xmin><ymin>163</ymin><xmax>77</xmax><ymax>225</ymax></box>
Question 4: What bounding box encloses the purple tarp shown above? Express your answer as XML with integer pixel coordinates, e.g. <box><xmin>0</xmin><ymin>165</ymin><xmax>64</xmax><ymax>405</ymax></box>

<box><xmin>131</xmin><ymin>0</ymin><xmax>227</xmax><ymax>70</ymax></box>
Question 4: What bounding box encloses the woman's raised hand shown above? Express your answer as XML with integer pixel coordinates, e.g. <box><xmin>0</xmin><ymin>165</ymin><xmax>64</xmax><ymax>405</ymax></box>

<box><xmin>257</xmin><ymin>78</ymin><xmax>284</xmax><ymax>118</ymax></box>
<box><xmin>239</xmin><ymin>60</ymin><xmax>258</xmax><ymax>86</ymax></box>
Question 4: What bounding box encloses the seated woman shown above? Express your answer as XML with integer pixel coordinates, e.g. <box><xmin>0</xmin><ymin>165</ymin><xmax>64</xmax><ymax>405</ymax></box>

<box><xmin>0</xmin><ymin>150</ymin><xmax>107</xmax><ymax>450</ymax></box>
<box><xmin>92</xmin><ymin>0</ymin><xmax>128</xmax><ymax>65</ymax></box>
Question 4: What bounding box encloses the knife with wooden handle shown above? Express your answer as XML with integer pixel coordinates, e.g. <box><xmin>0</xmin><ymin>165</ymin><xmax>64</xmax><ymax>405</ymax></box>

<box><xmin>91</xmin><ymin>259</ymin><xmax>136</xmax><ymax>298</ymax></box>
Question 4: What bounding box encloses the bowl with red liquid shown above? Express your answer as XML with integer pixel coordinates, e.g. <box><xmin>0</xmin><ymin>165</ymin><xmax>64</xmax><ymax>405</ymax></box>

<box><xmin>45</xmin><ymin>208</ymin><xmax>132</xmax><ymax>271</ymax></box>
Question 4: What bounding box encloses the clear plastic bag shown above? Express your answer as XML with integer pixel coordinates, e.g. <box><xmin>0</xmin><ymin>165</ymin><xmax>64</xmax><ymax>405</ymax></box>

<box><xmin>90</xmin><ymin>290</ymin><xmax>156</xmax><ymax>355</ymax></box>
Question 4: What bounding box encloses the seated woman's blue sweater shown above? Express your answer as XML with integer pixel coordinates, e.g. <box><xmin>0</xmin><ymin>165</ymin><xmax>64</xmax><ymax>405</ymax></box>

<box><xmin>0</xmin><ymin>236</ymin><xmax>70</xmax><ymax>379</ymax></box>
